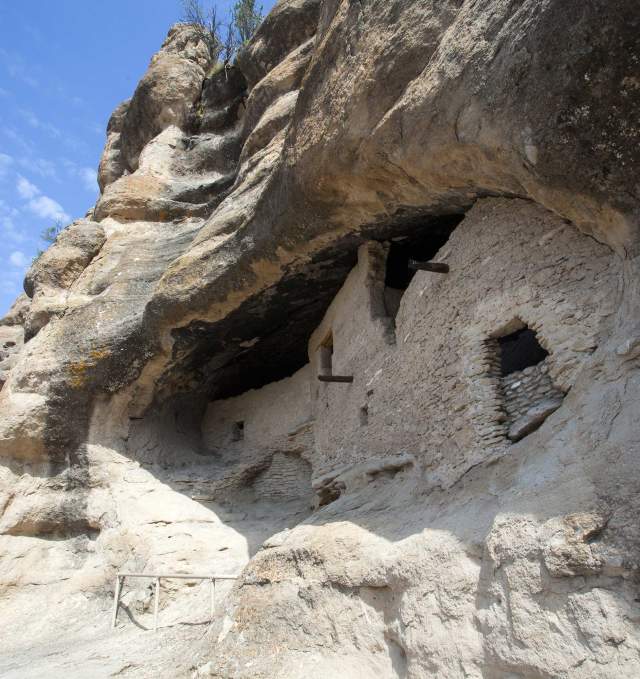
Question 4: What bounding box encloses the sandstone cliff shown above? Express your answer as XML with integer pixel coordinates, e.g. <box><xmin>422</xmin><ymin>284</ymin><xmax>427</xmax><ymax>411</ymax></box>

<box><xmin>1</xmin><ymin>1</ymin><xmax>639</xmax><ymax>677</ymax></box>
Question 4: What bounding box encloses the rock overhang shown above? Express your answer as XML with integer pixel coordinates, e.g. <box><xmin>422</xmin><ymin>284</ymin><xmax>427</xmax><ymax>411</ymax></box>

<box><xmin>156</xmin><ymin>208</ymin><xmax>468</xmax><ymax>403</ymax></box>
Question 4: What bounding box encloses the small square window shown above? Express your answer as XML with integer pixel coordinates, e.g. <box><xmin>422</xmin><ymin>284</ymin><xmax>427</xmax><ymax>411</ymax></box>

<box><xmin>232</xmin><ymin>421</ymin><xmax>244</xmax><ymax>441</ymax></box>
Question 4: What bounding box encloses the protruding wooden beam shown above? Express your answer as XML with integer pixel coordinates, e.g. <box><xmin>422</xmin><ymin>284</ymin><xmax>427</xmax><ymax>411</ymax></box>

<box><xmin>318</xmin><ymin>375</ymin><xmax>354</xmax><ymax>383</ymax></box>
<box><xmin>408</xmin><ymin>259</ymin><xmax>450</xmax><ymax>274</ymax></box>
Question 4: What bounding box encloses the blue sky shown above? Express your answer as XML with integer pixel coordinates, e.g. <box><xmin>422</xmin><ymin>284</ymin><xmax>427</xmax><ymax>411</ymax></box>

<box><xmin>0</xmin><ymin>0</ymin><xmax>274</xmax><ymax>316</ymax></box>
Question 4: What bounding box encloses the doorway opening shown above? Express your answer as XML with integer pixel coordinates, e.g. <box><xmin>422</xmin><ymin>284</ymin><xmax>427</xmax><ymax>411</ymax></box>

<box><xmin>383</xmin><ymin>214</ymin><xmax>463</xmax><ymax>320</ymax></box>
<box><xmin>318</xmin><ymin>331</ymin><xmax>334</xmax><ymax>377</ymax></box>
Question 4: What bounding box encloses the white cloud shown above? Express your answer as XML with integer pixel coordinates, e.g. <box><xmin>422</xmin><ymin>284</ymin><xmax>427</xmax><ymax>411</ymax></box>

<box><xmin>18</xmin><ymin>156</ymin><xmax>57</xmax><ymax>179</ymax></box>
<box><xmin>21</xmin><ymin>108</ymin><xmax>40</xmax><ymax>128</ymax></box>
<box><xmin>0</xmin><ymin>199</ymin><xmax>19</xmax><ymax>218</ymax></box>
<box><xmin>0</xmin><ymin>278</ymin><xmax>19</xmax><ymax>295</ymax></box>
<box><xmin>79</xmin><ymin>167</ymin><xmax>98</xmax><ymax>192</ymax></box>
<box><xmin>28</xmin><ymin>195</ymin><xmax>70</xmax><ymax>223</ymax></box>
<box><xmin>12</xmin><ymin>107</ymin><xmax>81</xmax><ymax>152</ymax></box>
<box><xmin>16</xmin><ymin>175</ymin><xmax>40</xmax><ymax>199</ymax></box>
<box><xmin>1</xmin><ymin>126</ymin><xmax>35</xmax><ymax>154</ymax></box>
<box><xmin>9</xmin><ymin>250</ymin><xmax>29</xmax><ymax>268</ymax></box>
<box><xmin>0</xmin><ymin>265</ymin><xmax>26</xmax><ymax>301</ymax></box>
<box><xmin>0</xmin><ymin>47</ymin><xmax>40</xmax><ymax>88</ymax></box>
<box><xmin>63</xmin><ymin>160</ymin><xmax>98</xmax><ymax>193</ymax></box>
<box><xmin>90</xmin><ymin>122</ymin><xmax>104</xmax><ymax>136</ymax></box>
<box><xmin>0</xmin><ymin>216</ymin><xmax>26</xmax><ymax>244</ymax></box>
<box><xmin>15</xmin><ymin>175</ymin><xmax>70</xmax><ymax>224</ymax></box>
<box><xmin>0</xmin><ymin>201</ymin><xmax>36</xmax><ymax>245</ymax></box>
<box><xmin>0</xmin><ymin>153</ymin><xmax>12</xmax><ymax>179</ymax></box>
<box><xmin>20</xmin><ymin>108</ymin><xmax>63</xmax><ymax>139</ymax></box>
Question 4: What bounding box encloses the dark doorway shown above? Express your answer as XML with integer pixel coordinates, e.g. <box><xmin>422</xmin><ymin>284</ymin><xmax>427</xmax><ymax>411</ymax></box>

<box><xmin>383</xmin><ymin>214</ymin><xmax>463</xmax><ymax>320</ymax></box>
<box><xmin>384</xmin><ymin>215</ymin><xmax>462</xmax><ymax>291</ymax></box>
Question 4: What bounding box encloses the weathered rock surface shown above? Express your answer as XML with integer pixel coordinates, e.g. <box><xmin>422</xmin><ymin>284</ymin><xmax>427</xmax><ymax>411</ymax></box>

<box><xmin>0</xmin><ymin>0</ymin><xmax>639</xmax><ymax>677</ymax></box>
<box><xmin>23</xmin><ymin>219</ymin><xmax>106</xmax><ymax>339</ymax></box>
<box><xmin>0</xmin><ymin>295</ymin><xmax>27</xmax><ymax>390</ymax></box>
<box><xmin>236</xmin><ymin>0</ymin><xmax>321</xmax><ymax>89</ymax></box>
<box><xmin>97</xmin><ymin>98</ymin><xmax>130</xmax><ymax>192</ymax></box>
<box><xmin>119</xmin><ymin>24</ymin><xmax>213</xmax><ymax>173</ymax></box>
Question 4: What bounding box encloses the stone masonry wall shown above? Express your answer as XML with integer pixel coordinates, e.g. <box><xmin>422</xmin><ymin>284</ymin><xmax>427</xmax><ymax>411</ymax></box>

<box><xmin>202</xmin><ymin>365</ymin><xmax>312</xmax><ymax>455</ymax></box>
<box><xmin>502</xmin><ymin>359</ymin><xmax>564</xmax><ymax>423</ymax></box>
<box><xmin>200</xmin><ymin>198</ymin><xmax>621</xmax><ymax>498</ymax></box>
<box><xmin>307</xmin><ymin>198</ymin><xmax>621</xmax><ymax>490</ymax></box>
<box><xmin>202</xmin><ymin>365</ymin><xmax>313</xmax><ymax>503</ymax></box>
<box><xmin>253</xmin><ymin>452</ymin><xmax>313</xmax><ymax>503</ymax></box>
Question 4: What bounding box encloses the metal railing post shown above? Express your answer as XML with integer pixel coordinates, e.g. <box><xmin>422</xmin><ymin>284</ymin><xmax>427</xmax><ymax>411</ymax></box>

<box><xmin>153</xmin><ymin>577</ymin><xmax>161</xmax><ymax>632</ymax></box>
<box><xmin>112</xmin><ymin>575</ymin><xmax>123</xmax><ymax>628</ymax></box>
<box><xmin>110</xmin><ymin>572</ymin><xmax>238</xmax><ymax>631</ymax></box>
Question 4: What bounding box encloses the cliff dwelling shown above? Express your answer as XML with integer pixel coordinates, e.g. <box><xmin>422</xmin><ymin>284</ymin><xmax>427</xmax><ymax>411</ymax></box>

<box><xmin>0</xmin><ymin>0</ymin><xmax>639</xmax><ymax>677</ymax></box>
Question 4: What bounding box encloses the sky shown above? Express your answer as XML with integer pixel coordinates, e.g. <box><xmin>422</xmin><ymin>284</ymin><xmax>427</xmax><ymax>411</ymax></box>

<box><xmin>0</xmin><ymin>0</ymin><xmax>275</xmax><ymax>316</ymax></box>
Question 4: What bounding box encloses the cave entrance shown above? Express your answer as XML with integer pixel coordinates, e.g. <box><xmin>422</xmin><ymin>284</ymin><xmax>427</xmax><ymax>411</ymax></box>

<box><xmin>383</xmin><ymin>214</ymin><xmax>463</xmax><ymax>320</ymax></box>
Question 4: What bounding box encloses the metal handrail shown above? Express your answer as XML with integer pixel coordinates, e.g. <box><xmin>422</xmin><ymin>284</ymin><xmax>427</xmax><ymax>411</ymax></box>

<box><xmin>112</xmin><ymin>572</ymin><xmax>240</xmax><ymax>631</ymax></box>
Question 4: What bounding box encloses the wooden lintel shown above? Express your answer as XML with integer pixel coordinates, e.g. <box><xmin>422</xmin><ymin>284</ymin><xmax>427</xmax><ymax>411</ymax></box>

<box><xmin>318</xmin><ymin>375</ymin><xmax>354</xmax><ymax>383</ymax></box>
<box><xmin>408</xmin><ymin>259</ymin><xmax>450</xmax><ymax>274</ymax></box>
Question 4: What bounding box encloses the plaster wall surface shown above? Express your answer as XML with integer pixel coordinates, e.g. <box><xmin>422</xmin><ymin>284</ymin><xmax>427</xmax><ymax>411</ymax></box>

<box><xmin>202</xmin><ymin>365</ymin><xmax>314</xmax><ymax>503</ymax></box>
<box><xmin>202</xmin><ymin>365</ymin><xmax>312</xmax><ymax>456</ymax></box>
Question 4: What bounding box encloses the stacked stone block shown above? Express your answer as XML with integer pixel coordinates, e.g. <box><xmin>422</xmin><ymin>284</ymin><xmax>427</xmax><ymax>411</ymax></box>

<box><xmin>502</xmin><ymin>359</ymin><xmax>563</xmax><ymax>423</ymax></box>
<box><xmin>254</xmin><ymin>453</ymin><xmax>312</xmax><ymax>503</ymax></box>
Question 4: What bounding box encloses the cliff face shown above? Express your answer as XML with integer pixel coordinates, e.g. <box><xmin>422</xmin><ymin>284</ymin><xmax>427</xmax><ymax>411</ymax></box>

<box><xmin>1</xmin><ymin>1</ymin><xmax>640</xmax><ymax>677</ymax></box>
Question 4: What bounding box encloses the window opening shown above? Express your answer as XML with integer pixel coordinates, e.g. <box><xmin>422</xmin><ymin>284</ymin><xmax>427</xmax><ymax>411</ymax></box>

<box><xmin>359</xmin><ymin>405</ymin><xmax>369</xmax><ymax>426</ymax></box>
<box><xmin>498</xmin><ymin>327</ymin><xmax>548</xmax><ymax>376</ymax></box>
<box><xmin>487</xmin><ymin>323</ymin><xmax>564</xmax><ymax>442</ymax></box>
<box><xmin>232</xmin><ymin>420</ymin><xmax>245</xmax><ymax>441</ymax></box>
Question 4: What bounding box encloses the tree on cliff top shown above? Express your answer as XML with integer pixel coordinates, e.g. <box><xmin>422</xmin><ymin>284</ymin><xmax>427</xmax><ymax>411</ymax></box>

<box><xmin>232</xmin><ymin>0</ymin><xmax>263</xmax><ymax>45</ymax></box>
<box><xmin>33</xmin><ymin>221</ymin><xmax>63</xmax><ymax>262</ymax></box>
<box><xmin>181</xmin><ymin>0</ymin><xmax>223</xmax><ymax>59</ymax></box>
<box><xmin>180</xmin><ymin>0</ymin><xmax>263</xmax><ymax>63</ymax></box>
